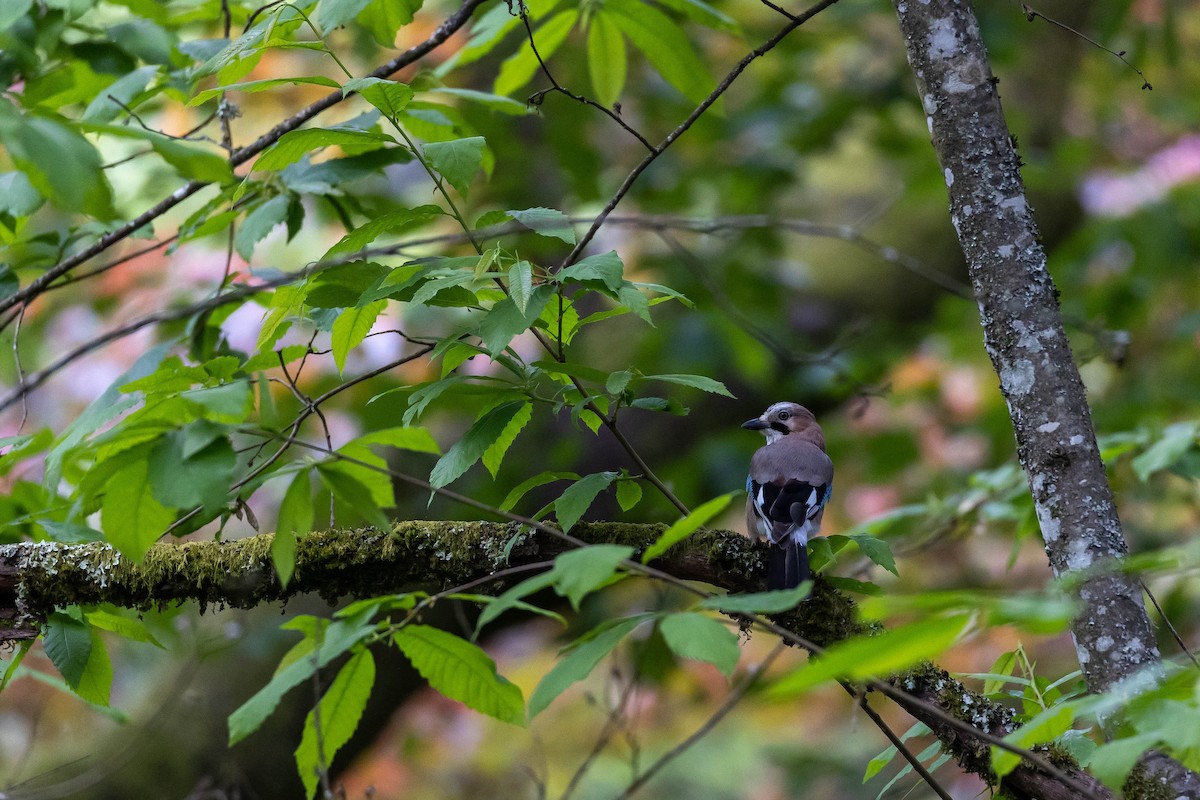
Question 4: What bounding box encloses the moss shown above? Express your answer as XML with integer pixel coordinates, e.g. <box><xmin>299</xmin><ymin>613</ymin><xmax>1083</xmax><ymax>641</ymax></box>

<box><xmin>1122</xmin><ymin>761</ymin><xmax>1178</xmax><ymax>800</ymax></box>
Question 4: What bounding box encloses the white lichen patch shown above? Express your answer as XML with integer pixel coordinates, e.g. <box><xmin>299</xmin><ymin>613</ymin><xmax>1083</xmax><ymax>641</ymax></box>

<box><xmin>997</xmin><ymin>244</ymin><xmax>1013</xmax><ymax>257</ymax></box>
<box><xmin>1037</xmin><ymin>422</ymin><xmax>1060</xmax><ymax>433</ymax></box>
<box><xmin>1095</xmin><ymin>635</ymin><xmax>1114</xmax><ymax>653</ymax></box>
<box><xmin>999</xmin><ymin>359</ymin><xmax>1035</xmax><ymax>396</ymax></box>
<box><xmin>922</xmin><ymin>93</ymin><xmax>937</xmax><ymax>114</ymax></box>
<box><xmin>1065</xmin><ymin>539</ymin><xmax>1095</xmax><ymax>571</ymax></box>
<box><xmin>928</xmin><ymin>17</ymin><xmax>958</xmax><ymax>58</ymax></box>
<box><xmin>1070</xmin><ymin>435</ymin><xmax>1084</xmax><ymax>445</ymax></box>
<box><xmin>943</xmin><ymin>71</ymin><xmax>973</xmax><ymax>94</ymax></box>
<box><xmin>944</xmin><ymin>167</ymin><xmax>954</xmax><ymax>187</ymax></box>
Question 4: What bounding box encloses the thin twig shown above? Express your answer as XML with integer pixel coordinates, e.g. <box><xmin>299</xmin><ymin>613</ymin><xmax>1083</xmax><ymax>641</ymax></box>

<box><xmin>560</xmin><ymin>667</ymin><xmax>640</xmax><ymax>800</ymax></box>
<box><xmin>846</xmin><ymin>681</ymin><xmax>955</xmax><ymax>800</ymax></box>
<box><xmin>1018</xmin><ymin>2</ymin><xmax>1152</xmax><ymax>90</ymax></box>
<box><xmin>1141</xmin><ymin>579</ymin><xmax>1200</xmax><ymax>669</ymax></box>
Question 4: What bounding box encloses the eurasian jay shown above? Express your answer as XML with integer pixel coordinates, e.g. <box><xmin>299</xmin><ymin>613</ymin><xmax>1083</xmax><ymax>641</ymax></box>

<box><xmin>743</xmin><ymin>402</ymin><xmax>833</xmax><ymax>590</ymax></box>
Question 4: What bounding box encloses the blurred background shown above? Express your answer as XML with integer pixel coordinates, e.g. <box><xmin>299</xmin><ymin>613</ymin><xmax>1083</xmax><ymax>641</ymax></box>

<box><xmin>1</xmin><ymin>0</ymin><xmax>1198</xmax><ymax>797</ymax></box>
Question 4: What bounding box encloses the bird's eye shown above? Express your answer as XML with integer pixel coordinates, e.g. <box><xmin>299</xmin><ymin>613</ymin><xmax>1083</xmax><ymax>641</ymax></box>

<box><xmin>778</xmin><ymin>410</ymin><xmax>791</xmax><ymax>420</ymax></box>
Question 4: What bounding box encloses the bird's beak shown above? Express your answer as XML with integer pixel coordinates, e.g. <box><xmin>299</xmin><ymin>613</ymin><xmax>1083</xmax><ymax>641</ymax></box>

<box><xmin>742</xmin><ymin>417</ymin><xmax>768</xmax><ymax>430</ymax></box>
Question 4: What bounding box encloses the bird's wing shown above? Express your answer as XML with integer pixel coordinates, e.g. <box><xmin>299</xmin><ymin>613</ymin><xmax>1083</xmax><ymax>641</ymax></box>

<box><xmin>748</xmin><ymin>439</ymin><xmax>833</xmax><ymax>545</ymax></box>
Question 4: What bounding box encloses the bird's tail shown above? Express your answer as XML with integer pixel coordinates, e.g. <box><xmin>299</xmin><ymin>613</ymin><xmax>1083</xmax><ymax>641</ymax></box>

<box><xmin>767</xmin><ymin>537</ymin><xmax>810</xmax><ymax>591</ymax></box>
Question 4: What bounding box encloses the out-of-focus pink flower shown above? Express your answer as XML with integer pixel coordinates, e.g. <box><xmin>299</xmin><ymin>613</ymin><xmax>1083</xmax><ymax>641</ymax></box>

<box><xmin>1081</xmin><ymin>135</ymin><xmax>1200</xmax><ymax>217</ymax></box>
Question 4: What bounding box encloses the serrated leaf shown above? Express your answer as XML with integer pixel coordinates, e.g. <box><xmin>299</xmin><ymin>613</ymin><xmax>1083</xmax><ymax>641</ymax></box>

<box><xmin>587</xmin><ymin>13</ymin><xmax>626</xmax><ymax>107</ymax></box>
<box><xmin>529</xmin><ymin>615</ymin><xmax>650</xmax><ymax>717</ymax></box>
<box><xmin>616</xmin><ymin>479</ymin><xmax>642</xmax><ymax>511</ymax></box>
<box><xmin>228</xmin><ymin>610</ymin><xmax>376</xmax><ymax>745</ymax></box>
<box><xmin>85</xmin><ymin>610</ymin><xmax>164</xmax><ymax>648</ymax></box>
<box><xmin>425</xmin><ymin>137</ymin><xmax>486</xmax><ymax>196</ymax></box>
<box><xmin>429</xmin><ymin>88</ymin><xmax>533</xmax><ymax>116</ymax></box>
<box><xmin>698</xmin><ymin>582</ymin><xmax>813</xmax><ymax>614</ymax></box>
<box><xmin>638</xmin><ymin>373</ymin><xmax>734</xmax><ymax>398</ymax></box>
<box><xmin>0</xmin><ymin>105</ymin><xmax>114</xmax><ymax>218</ymax></box>
<box><xmin>235</xmin><ymin>196</ymin><xmax>291</xmax><ymax>259</ymax></box>
<box><xmin>608</xmin><ymin>0</ymin><xmax>713</xmax><ymax>105</ymax></box>
<box><xmin>358</xmin><ymin>0</ymin><xmax>424</xmax><ymax>46</ymax></box>
<box><xmin>478</xmin><ymin>287</ymin><xmax>553</xmax><ymax>355</ymax></box>
<box><xmin>295</xmin><ymin>649</ymin><xmax>375</xmax><ymax>799</ymax></box>
<box><xmin>481</xmin><ymin>401</ymin><xmax>532</xmax><ymax>478</ymax></box>
<box><xmin>191</xmin><ymin>75</ymin><xmax>341</xmax><ymax>105</ymax></box>
<box><xmin>274</xmin><ymin>470</ymin><xmax>313</xmax><ymax>587</ymax></box>
<box><xmin>393</xmin><ymin>625</ymin><xmax>524</xmax><ymax>725</ymax></box>
<box><xmin>767</xmin><ymin>615</ymin><xmax>970</xmax><ymax>700</ymax></box>
<box><xmin>352</xmin><ymin>426</ymin><xmax>441</xmax><ymax>455</ymax></box>
<box><xmin>44</xmin><ymin>613</ymin><xmax>92</xmax><ymax>687</ymax></box>
<box><xmin>343</xmin><ymin>77</ymin><xmax>414</xmax><ymax>117</ymax></box>
<box><xmin>851</xmin><ymin>535</ymin><xmax>898</xmax><ymax>576</ymax></box>
<box><xmin>323</xmin><ymin>205</ymin><xmax>443</xmax><ymax>259</ymax></box>
<box><xmin>659</xmin><ymin>612</ymin><xmax>740</xmax><ymax>677</ymax></box>
<box><xmin>508</xmin><ymin>260</ymin><xmax>534</xmax><ymax>314</ymax></box>
<box><xmin>554</xmin><ymin>471</ymin><xmax>618</xmax><ymax>532</ymax></box>
<box><xmin>551</xmin><ymin>544</ymin><xmax>633</xmax><ymax>609</ymax></box>
<box><xmin>499</xmin><ymin>470</ymin><xmax>579</xmax><ymax>512</ymax></box>
<box><xmin>642</xmin><ymin>492</ymin><xmax>735</xmax><ymax>564</ymax></box>
<box><xmin>316</xmin><ymin>0</ymin><xmax>373</xmax><ymax>30</ymax></box>
<box><xmin>73</xmin><ymin>627</ymin><xmax>113</xmax><ymax>706</ymax></box>
<box><xmin>430</xmin><ymin>401</ymin><xmax>526</xmax><ymax>488</ymax></box>
<box><xmin>255</xmin><ymin>128</ymin><xmax>396</xmax><ymax>172</ymax></box>
<box><xmin>331</xmin><ymin>299</ymin><xmax>387</xmax><ymax>374</ymax></box>
<box><xmin>507</xmin><ymin>207</ymin><xmax>576</xmax><ymax>244</ymax></box>
<box><xmin>992</xmin><ymin>703</ymin><xmax>1077</xmax><ymax>778</ymax></box>
<box><xmin>101</xmin><ymin>460</ymin><xmax>176</xmax><ymax>562</ymax></box>
<box><xmin>557</xmin><ymin>251</ymin><xmax>624</xmax><ymax>292</ymax></box>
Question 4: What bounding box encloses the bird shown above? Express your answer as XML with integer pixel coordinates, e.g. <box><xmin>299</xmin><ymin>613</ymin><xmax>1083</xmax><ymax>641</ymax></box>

<box><xmin>743</xmin><ymin>402</ymin><xmax>833</xmax><ymax>591</ymax></box>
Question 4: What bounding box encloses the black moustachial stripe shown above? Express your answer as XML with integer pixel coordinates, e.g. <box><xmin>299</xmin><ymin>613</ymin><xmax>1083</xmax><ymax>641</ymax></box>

<box><xmin>769</xmin><ymin>422</ymin><xmax>790</xmax><ymax>434</ymax></box>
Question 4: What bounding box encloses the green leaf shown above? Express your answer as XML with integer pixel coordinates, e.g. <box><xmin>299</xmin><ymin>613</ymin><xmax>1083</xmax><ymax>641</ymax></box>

<box><xmin>481</xmin><ymin>401</ymin><xmax>532</xmax><ymax>478</ymax></box>
<box><xmin>557</xmin><ymin>251</ymin><xmax>624</xmax><ymax>292</ymax></box>
<box><xmin>608</xmin><ymin>0</ymin><xmax>713</xmax><ymax>105</ymax></box>
<box><xmin>767</xmin><ymin>615</ymin><xmax>970</xmax><ymax>699</ymax></box>
<box><xmin>551</xmin><ymin>544</ymin><xmax>633</xmax><ymax>609</ymax></box>
<box><xmin>863</xmin><ymin>723</ymin><xmax>930</xmax><ymax>782</ymax></box>
<box><xmin>393</xmin><ymin>625</ymin><xmax>525</xmax><ymax>725</ymax></box>
<box><xmin>659</xmin><ymin>612</ymin><xmax>740</xmax><ymax>677</ymax></box>
<box><xmin>358</xmin><ymin>0</ymin><xmax>424</xmax><ymax>46</ymax></box>
<box><xmin>83</xmin><ymin>66</ymin><xmax>158</xmax><ymax>123</ymax></box>
<box><xmin>508</xmin><ymin>260</ymin><xmax>535</xmax><ymax>315</ymax></box>
<box><xmin>274</xmin><ymin>470</ymin><xmax>313</xmax><ymax>588</ymax></box>
<box><xmin>424</xmin><ymin>137</ymin><xmax>486</xmax><ymax>196</ymax></box>
<box><xmin>323</xmin><ymin>205</ymin><xmax>444</xmax><ymax>259</ymax></box>
<box><xmin>83</xmin><ymin>123</ymin><xmax>233</xmax><ymax>183</ymax></box>
<box><xmin>478</xmin><ymin>287</ymin><xmax>553</xmax><ymax>355</ymax></box>
<box><xmin>255</xmin><ymin>128</ymin><xmax>396</xmax><ymax>172</ymax></box>
<box><xmin>316</xmin><ymin>0</ymin><xmax>374</xmax><ymax>31</ymax></box>
<box><xmin>0</xmin><ymin>0</ymin><xmax>32</xmax><ymax>30</ymax></box>
<box><xmin>148</xmin><ymin>432</ymin><xmax>236</xmax><ymax>511</ymax></box>
<box><xmin>228</xmin><ymin>610</ymin><xmax>377</xmax><ymax>745</ymax></box>
<box><xmin>343</xmin><ymin>77</ymin><xmax>415</xmax><ymax>117</ymax></box>
<box><xmin>190</xmin><ymin>75</ymin><xmax>341</xmax><ymax>105</ymax></box>
<box><xmin>85</xmin><ymin>609</ymin><xmax>164</xmax><ymax>648</ymax></box>
<box><xmin>0</xmin><ymin>170</ymin><xmax>43</xmax><ymax>216</ymax></box>
<box><xmin>430</xmin><ymin>401</ymin><xmax>527</xmax><ymax>488</ymax></box>
<box><xmin>528</xmin><ymin>615</ymin><xmax>650</xmax><ymax>717</ymax></box>
<box><xmin>44</xmin><ymin>613</ymin><xmax>92</xmax><ymax>687</ymax></box>
<box><xmin>507</xmin><ymin>207</ymin><xmax>576</xmax><ymax>244</ymax></box>
<box><xmin>331</xmin><ymin>299</ymin><xmax>387</xmax><ymax>374</ymax></box>
<box><xmin>992</xmin><ymin>703</ymin><xmax>1077</xmax><ymax>778</ymax></box>
<box><xmin>295</xmin><ymin>649</ymin><xmax>375</xmax><ymax>799</ymax></box>
<box><xmin>1132</xmin><ymin>422</ymin><xmax>1198</xmax><ymax>482</ymax></box>
<box><xmin>101</xmin><ymin>460</ymin><xmax>176</xmax><ymax>562</ymax></box>
<box><xmin>351</xmin><ymin>426</ymin><xmax>441</xmax><ymax>455</ymax></box>
<box><xmin>235</xmin><ymin>196</ymin><xmax>291</xmax><ymax>259</ymax></box>
<box><xmin>73</xmin><ymin>627</ymin><xmax>113</xmax><ymax>707</ymax></box>
<box><xmin>318</xmin><ymin>465</ymin><xmax>390</xmax><ymax>529</ymax></box>
<box><xmin>474</xmin><ymin>572</ymin><xmax>561</xmax><ymax>636</ymax></box>
<box><xmin>1088</xmin><ymin>732</ymin><xmax>1162</xmax><ymax>789</ymax></box>
<box><xmin>616</xmin><ymin>479</ymin><xmax>642</xmax><ymax>512</ymax></box>
<box><xmin>642</xmin><ymin>492</ymin><xmax>735</xmax><ymax>563</ymax></box>
<box><xmin>637</xmin><ymin>373</ymin><xmax>734</xmax><ymax>398</ymax></box>
<box><xmin>494</xmin><ymin>9</ymin><xmax>579</xmax><ymax>97</ymax></box>
<box><xmin>698</xmin><ymin>582</ymin><xmax>814</xmax><ymax>614</ymax></box>
<box><xmin>428</xmin><ymin>88</ymin><xmax>533</xmax><ymax>116</ymax></box>
<box><xmin>0</xmin><ymin>104</ymin><xmax>114</xmax><ymax>218</ymax></box>
<box><xmin>499</xmin><ymin>470</ymin><xmax>579</xmax><ymax>512</ymax></box>
<box><xmin>850</xmin><ymin>535</ymin><xmax>898</xmax><ymax>576</ymax></box>
<box><xmin>554</xmin><ymin>471</ymin><xmax>618</xmax><ymax>532</ymax></box>
<box><xmin>587</xmin><ymin>13</ymin><xmax>626</xmax><ymax>107</ymax></box>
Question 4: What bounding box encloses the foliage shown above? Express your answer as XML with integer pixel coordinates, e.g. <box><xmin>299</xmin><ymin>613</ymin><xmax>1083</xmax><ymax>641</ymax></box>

<box><xmin>0</xmin><ymin>0</ymin><xmax>1199</xmax><ymax>798</ymax></box>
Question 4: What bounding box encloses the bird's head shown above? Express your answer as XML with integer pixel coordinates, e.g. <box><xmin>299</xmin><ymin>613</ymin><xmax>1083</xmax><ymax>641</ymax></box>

<box><xmin>742</xmin><ymin>402</ymin><xmax>821</xmax><ymax>445</ymax></box>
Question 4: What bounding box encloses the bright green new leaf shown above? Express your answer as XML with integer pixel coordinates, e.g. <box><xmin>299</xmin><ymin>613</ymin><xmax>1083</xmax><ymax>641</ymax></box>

<box><xmin>255</xmin><ymin>128</ymin><xmax>396</xmax><ymax>172</ymax></box>
<box><xmin>351</xmin><ymin>426</ymin><xmax>441</xmax><ymax>455</ymax></box>
<box><xmin>638</xmin><ymin>373</ymin><xmax>734</xmax><ymax>398</ymax></box>
<box><xmin>318</xmin><ymin>465</ymin><xmax>391</xmax><ymax>529</ymax></box>
<box><xmin>494</xmin><ymin>9</ymin><xmax>578</xmax><ymax>97</ymax></box>
<box><xmin>863</xmin><ymin>722</ymin><xmax>930</xmax><ymax>783</ymax></box>
<box><xmin>554</xmin><ymin>471</ymin><xmax>618</xmax><ymax>532</ymax></box>
<box><xmin>482</xmin><ymin>401</ymin><xmax>532</xmax><ymax>477</ymax></box>
<box><xmin>557</xmin><ymin>251</ymin><xmax>624</xmax><ymax>292</ymax></box>
<box><xmin>507</xmin><ymin>207</ymin><xmax>576</xmax><ymax>244</ymax></box>
<box><xmin>274</xmin><ymin>470</ymin><xmax>314</xmax><ymax>588</ymax></box>
<box><xmin>316</xmin><ymin>0</ymin><xmax>373</xmax><ymax>31</ymax></box>
<box><xmin>587</xmin><ymin>13</ymin><xmax>626</xmax><ymax>107</ymax></box>
<box><xmin>1132</xmin><ymin>422</ymin><xmax>1198</xmax><ymax>482</ymax></box>
<box><xmin>235</xmin><ymin>196</ymin><xmax>292</xmax><ymax>259</ymax></box>
<box><xmin>659</xmin><ymin>612</ymin><xmax>741</xmax><ymax>677</ymax></box>
<box><xmin>616</xmin><ymin>479</ymin><xmax>642</xmax><ymax>511</ymax></box>
<box><xmin>499</xmin><ymin>470</ymin><xmax>579</xmax><ymax>512</ymax></box>
<box><xmin>323</xmin><ymin>205</ymin><xmax>444</xmax><ymax>259</ymax></box>
<box><xmin>474</xmin><ymin>572</ymin><xmax>561</xmax><ymax>636</ymax></box>
<box><xmin>228</xmin><ymin>610</ymin><xmax>377</xmax><ymax>745</ymax></box>
<box><xmin>430</xmin><ymin>88</ymin><xmax>532</xmax><ymax>115</ymax></box>
<box><xmin>528</xmin><ymin>615</ymin><xmax>650</xmax><ymax>718</ymax></box>
<box><xmin>425</xmin><ymin>137</ymin><xmax>486</xmax><ymax>196</ymax></box>
<box><xmin>698</xmin><ymin>582</ymin><xmax>813</xmax><ymax>614</ymax></box>
<box><xmin>393</xmin><ymin>625</ymin><xmax>525</xmax><ymax>725</ymax></box>
<box><xmin>642</xmin><ymin>492</ymin><xmax>735</xmax><ymax>563</ymax></box>
<box><xmin>85</xmin><ymin>610</ymin><xmax>164</xmax><ymax>648</ymax></box>
<box><xmin>992</xmin><ymin>703</ymin><xmax>1077</xmax><ymax>778</ymax></box>
<box><xmin>102</xmin><ymin>460</ymin><xmax>176</xmax><ymax>562</ymax></box>
<box><xmin>478</xmin><ymin>287</ymin><xmax>554</xmax><ymax>355</ymax></box>
<box><xmin>1087</xmin><ymin>732</ymin><xmax>1162</xmax><ymax>789</ymax></box>
<box><xmin>331</xmin><ymin>299</ymin><xmax>387</xmax><ymax>374</ymax></box>
<box><xmin>508</xmin><ymin>260</ymin><xmax>535</xmax><ymax>315</ymax></box>
<box><xmin>358</xmin><ymin>0</ymin><xmax>424</xmax><ymax>46</ymax></box>
<box><xmin>343</xmin><ymin>77</ymin><xmax>415</xmax><ymax>117</ymax></box>
<box><xmin>767</xmin><ymin>615</ymin><xmax>970</xmax><ymax>699</ymax></box>
<box><xmin>295</xmin><ymin>649</ymin><xmax>375</xmax><ymax>799</ymax></box>
<box><xmin>551</xmin><ymin>544</ymin><xmax>633</xmax><ymax>609</ymax></box>
<box><xmin>608</xmin><ymin>0</ymin><xmax>713</xmax><ymax>105</ymax></box>
<box><xmin>190</xmin><ymin>75</ymin><xmax>341</xmax><ymax>105</ymax></box>
<box><xmin>430</xmin><ymin>401</ymin><xmax>527</xmax><ymax>488</ymax></box>
<box><xmin>850</xmin><ymin>534</ymin><xmax>899</xmax><ymax>576</ymax></box>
